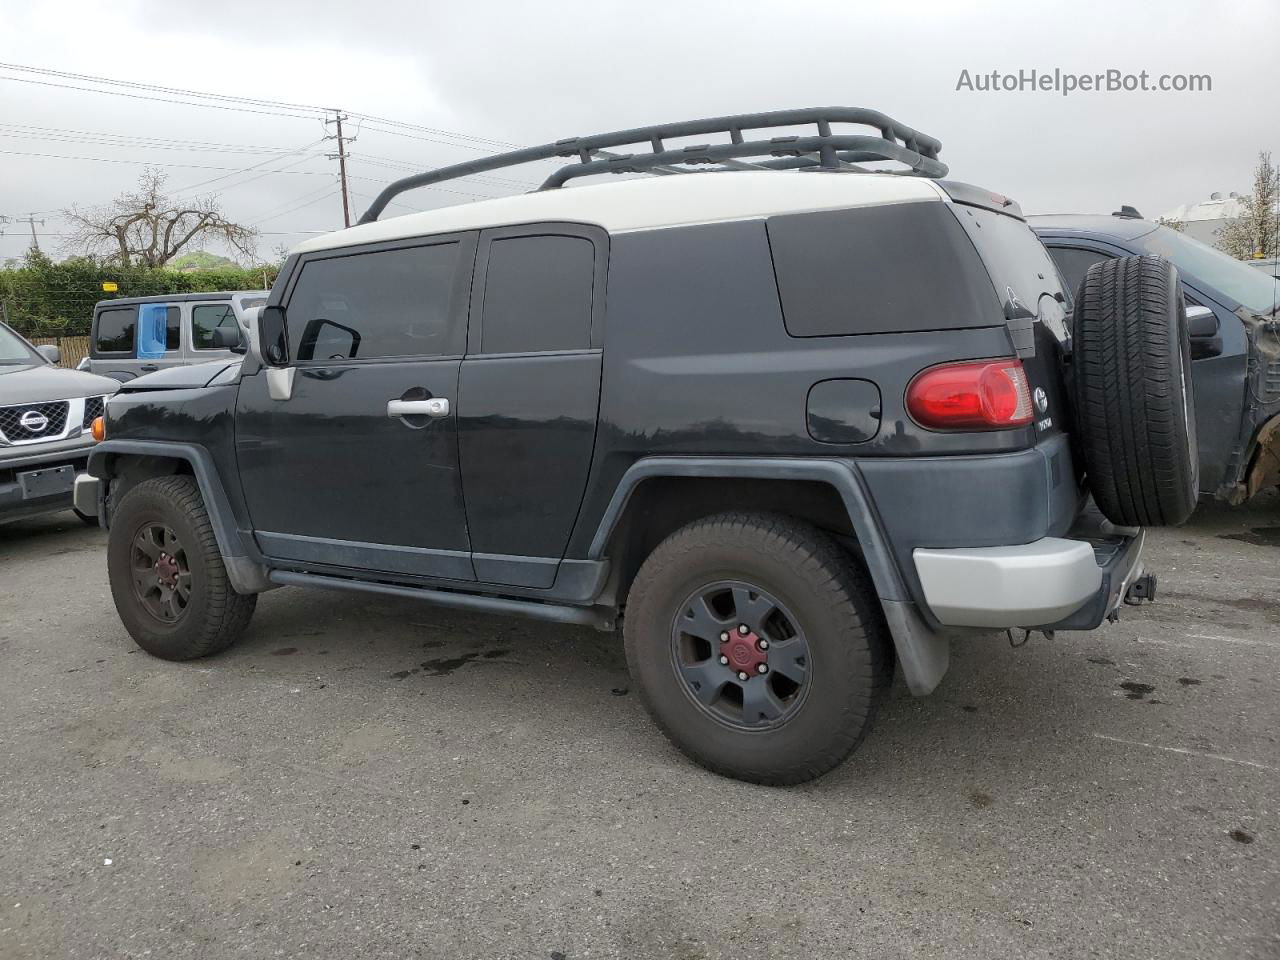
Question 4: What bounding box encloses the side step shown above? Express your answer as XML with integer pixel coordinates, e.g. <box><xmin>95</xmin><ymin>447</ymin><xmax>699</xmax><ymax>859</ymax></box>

<box><xmin>268</xmin><ymin>570</ymin><xmax>614</xmax><ymax>630</ymax></box>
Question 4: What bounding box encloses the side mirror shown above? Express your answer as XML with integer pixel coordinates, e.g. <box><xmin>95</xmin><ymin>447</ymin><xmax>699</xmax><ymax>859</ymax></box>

<box><xmin>257</xmin><ymin>305</ymin><xmax>289</xmax><ymax>366</ymax></box>
<box><xmin>34</xmin><ymin>344</ymin><xmax>60</xmax><ymax>365</ymax></box>
<box><xmin>211</xmin><ymin>326</ymin><xmax>247</xmax><ymax>354</ymax></box>
<box><xmin>1186</xmin><ymin>305</ymin><xmax>1222</xmax><ymax>360</ymax></box>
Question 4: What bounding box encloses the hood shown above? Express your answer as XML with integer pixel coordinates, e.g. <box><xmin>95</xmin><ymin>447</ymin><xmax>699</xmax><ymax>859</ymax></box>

<box><xmin>116</xmin><ymin>360</ymin><xmax>240</xmax><ymax>392</ymax></box>
<box><xmin>0</xmin><ymin>363</ymin><xmax>120</xmax><ymax>406</ymax></box>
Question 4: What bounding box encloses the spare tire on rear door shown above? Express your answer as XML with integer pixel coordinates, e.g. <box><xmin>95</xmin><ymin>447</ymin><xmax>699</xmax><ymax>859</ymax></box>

<box><xmin>1070</xmin><ymin>254</ymin><xmax>1198</xmax><ymax>527</ymax></box>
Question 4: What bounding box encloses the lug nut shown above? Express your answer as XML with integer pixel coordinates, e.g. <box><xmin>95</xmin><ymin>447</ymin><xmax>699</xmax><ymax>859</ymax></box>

<box><xmin>719</xmin><ymin>655</ymin><xmax>729</xmax><ymax>665</ymax></box>
<box><xmin>719</xmin><ymin>631</ymin><xmax>729</xmax><ymax>642</ymax></box>
<box><xmin>738</xmin><ymin>624</ymin><xmax>749</xmax><ymax>635</ymax></box>
<box><xmin>757</xmin><ymin>664</ymin><xmax>768</xmax><ymax>674</ymax></box>
<box><xmin>758</xmin><ymin>639</ymin><xmax>769</xmax><ymax>650</ymax></box>
<box><xmin>737</xmin><ymin>671</ymin><xmax>749</xmax><ymax>681</ymax></box>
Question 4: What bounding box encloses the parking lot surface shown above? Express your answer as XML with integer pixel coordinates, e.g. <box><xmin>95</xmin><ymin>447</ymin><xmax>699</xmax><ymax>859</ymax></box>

<box><xmin>1</xmin><ymin>497</ymin><xmax>1277</xmax><ymax>960</ymax></box>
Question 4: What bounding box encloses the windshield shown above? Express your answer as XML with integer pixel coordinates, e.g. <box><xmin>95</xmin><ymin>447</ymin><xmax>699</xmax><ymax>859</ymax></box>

<box><xmin>1137</xmin><ymin>226</ymin><xmax>1279</xmax><ymax>315</ymax></box>
<box><xmin>0</xmin><ymin>324</ymin><xmax>41</xmax><ymax>364</ymax></box>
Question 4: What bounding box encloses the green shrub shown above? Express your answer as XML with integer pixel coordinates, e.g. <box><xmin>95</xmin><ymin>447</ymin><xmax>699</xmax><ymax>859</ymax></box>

<box><xmin>0</xmin><ymin>251</ymin><xmax>280</xmax><ymax>337</ymax></box>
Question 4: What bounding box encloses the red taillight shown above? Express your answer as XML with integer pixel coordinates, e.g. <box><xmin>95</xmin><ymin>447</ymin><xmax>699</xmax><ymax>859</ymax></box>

<box><xmin>906</xmin><ymin>359</ymin><xmax>1034</xmax><ymax>430</ymax></box>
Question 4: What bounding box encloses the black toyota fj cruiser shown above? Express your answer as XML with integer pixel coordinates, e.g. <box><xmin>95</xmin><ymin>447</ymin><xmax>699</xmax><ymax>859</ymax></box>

<box><xmin>79</xmin><ymin>109</ymin><xmax>1196</xmax><ymax>784</ymax></box>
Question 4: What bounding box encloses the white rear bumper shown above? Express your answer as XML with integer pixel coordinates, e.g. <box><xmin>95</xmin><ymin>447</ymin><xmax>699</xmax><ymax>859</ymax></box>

<box><xmin>914</xmin><ymin>537</ymin><xmax>1113</xmax><ymax>628</ymax></box>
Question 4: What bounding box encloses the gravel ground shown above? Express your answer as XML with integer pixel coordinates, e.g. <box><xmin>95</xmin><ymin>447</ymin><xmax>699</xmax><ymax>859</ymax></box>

<box><xmin>1</xmin><ymin>495</ymin><xmax>1277</xmax><ymax>959</ymax></box>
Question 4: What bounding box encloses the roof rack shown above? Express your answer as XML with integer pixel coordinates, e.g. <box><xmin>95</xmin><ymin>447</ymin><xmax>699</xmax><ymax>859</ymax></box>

<box><xmin>357</xmin><ymin>107</ymin><xmax>946</xmax><ymax>224</ymax></box>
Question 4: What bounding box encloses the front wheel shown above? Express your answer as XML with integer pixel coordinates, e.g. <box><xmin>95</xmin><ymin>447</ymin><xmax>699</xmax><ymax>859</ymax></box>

<box><xmin>624</xmin><ymin>513</ymin><xmax>893</xmax><ymax>785</ymax></box>
<box><xmin>107</xmin><ymin>475</ymin><xmax>256</xmax><ymax>660</ymax></box>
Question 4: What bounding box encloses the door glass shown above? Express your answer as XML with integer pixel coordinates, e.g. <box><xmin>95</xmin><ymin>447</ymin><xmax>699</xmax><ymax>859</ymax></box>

<box><xmin>481</xmin><ymin>236</ymin><xmax>594</xmax><ymax>353</ymax></box>
<box><xmin>1047</xmin><ymin>247</ymin><xmax>1110</xmax><ymax>296</ymax></box>
<box><xmin>137</xmin><ymin>305</ymin><xmax>181</xmax><ymax>358</ymax></box>
<box><xmin>285</xmin><ymin>243</ymin><xmax>462</xmax><ymax>361</ymax></box>
<box><xmin>192</xmin><ymin>303</ymin><xmax>239</xmax><ymax>350</ymax></box>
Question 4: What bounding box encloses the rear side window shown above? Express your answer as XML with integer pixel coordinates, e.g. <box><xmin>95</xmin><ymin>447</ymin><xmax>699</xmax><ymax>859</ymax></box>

<box><xmin>768</xmin><ymin>202</ymin><xmax>1001</xmax><ymax>337</ymax></box>
<box><xmin>285</xmin><ymin>242</ymin><xmax>462</xmax><ymax>362</ymax></box>
<box><xmin>953</xmin><ymin>206</ymin><xmax>1066</xmax><ymax>312</ymax></box>
<box><xmin>94</xmin><ymin>307</ymin><xmax>136</xmax><ymax>354</ymax></box>
<box><xmin>192</xmin><ymin>303</ymin><xmax>238</xmax><ymax>350</ymax></box>
<box><xmin>1046</xmin><ymin>247</ymin><xmax>1110</xmax><ymax>296</ymax></box>
<box><xmin>480</xmin><ymin>235</ymin><xmax>594</xmax><ymax>354</ymax></box>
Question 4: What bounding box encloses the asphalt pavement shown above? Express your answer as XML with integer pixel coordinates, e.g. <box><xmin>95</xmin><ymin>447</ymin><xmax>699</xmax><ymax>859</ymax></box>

<box><xmin>1</xmin><ymin>494</ymin><xmax>1277</xmax><ymax>959</ymax></box>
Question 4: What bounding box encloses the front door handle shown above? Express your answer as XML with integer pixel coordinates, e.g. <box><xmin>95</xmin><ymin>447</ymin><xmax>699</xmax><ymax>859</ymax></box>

<box><xmin>140</xmin><ymin>364</ymin><xmax>159</xmax><ymax>373</ymax></box>
<box><xmin>387</xmin><ymin>397</ymin><xmax>449</xmax><ymax>418</ymax></box>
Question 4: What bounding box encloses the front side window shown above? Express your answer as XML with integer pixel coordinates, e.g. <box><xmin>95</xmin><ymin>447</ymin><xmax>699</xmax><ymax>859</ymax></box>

<box><xmin>192</xmin><ymin>303</ymin><xmax>239</xmax><ymax>350</ymax></box>
<box><xmin>285</xmin><ymin>242</ymin><xmax>462</xmax><ymax>362</ymax></box>
<box><xmin>481</xmin><ymin>235</ymin><xmax>594</xmax><ymax>354</ymax></box>
<box><xmin>95</xmin><ymin>307</ymin><xmax>136</xmax><ymax>354</ymax></box>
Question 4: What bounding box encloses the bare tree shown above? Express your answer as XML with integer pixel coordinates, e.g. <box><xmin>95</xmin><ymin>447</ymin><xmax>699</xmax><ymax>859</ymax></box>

<box><xmin>63</xmin><ymin>169</ymin><xmax>258</xmax><ymax>267</ymax></box>
<box><xmin>1216</xmin><ymin>151</ymin><xmax>1280</xmax><ymax>260</ymax></box>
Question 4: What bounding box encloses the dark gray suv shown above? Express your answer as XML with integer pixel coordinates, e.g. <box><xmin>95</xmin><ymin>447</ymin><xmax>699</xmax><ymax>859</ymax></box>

<box><xmin>79</xmin><ymin>109</ymin><xmax>1198</xmax><ymax>783</ymax></box>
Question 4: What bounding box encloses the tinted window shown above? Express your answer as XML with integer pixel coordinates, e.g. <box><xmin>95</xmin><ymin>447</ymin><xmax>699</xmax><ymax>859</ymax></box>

<box><xmin>953</xmin><ymin>205</ymin><xmax>1066</xmax><ymax>313</ymax></box>
<box><xmin>164</xmin><ymin>306</ymin><xmax>181</xmax><ymax>350</ymax></box>
<box><xmin>286</xmin><ymin>243</ymin><xmax>462</xmax><ymax>361</ymax></box>
<box><xmin>95</xmin><ymin>307</ymin><xmax>136</xmax><ymax>354</ymax></box>
<box><xmin>192</xmin><ymin>303</ymin><xmax>238</xmax><ymax>350</ymax></box>
<box><xmin>1047</xmin><ymin>247</ymin><xmax>1110</xmax><ymax>297</ymax></box>
<box><xmin>481</xmin><ymin>235</ymin><xmax>594</xmax><ymax>353</ymax></box>
<box><xmin>768</xmin><ymin>203</ymin><xmax>1002</xmax><ymax>337</ymax></box>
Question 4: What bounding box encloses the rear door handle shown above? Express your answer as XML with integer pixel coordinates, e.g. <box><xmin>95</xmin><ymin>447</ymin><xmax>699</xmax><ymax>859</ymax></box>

<box><xmin>387</xmin><ymin>397</ymin><xmax>449</xmax><ymax>418</ymax></box>
<box><xmin>140</xmin><ymin>364</ymin><xmax>158</xmax><ymax>372</ymax></box>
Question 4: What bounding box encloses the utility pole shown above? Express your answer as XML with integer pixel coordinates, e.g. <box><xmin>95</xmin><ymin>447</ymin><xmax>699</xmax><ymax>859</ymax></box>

<box><xmin>17</xmin><ymin>213</ymin><xmax>45</xmax><ymax>252</ymax></box>
<box><xmin>325</xmin><ymin>110</ymin><xmax>354</xmax><ymax>228</ymax></box>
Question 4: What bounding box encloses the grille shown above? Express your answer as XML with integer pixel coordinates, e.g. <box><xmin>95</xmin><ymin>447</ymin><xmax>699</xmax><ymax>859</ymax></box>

<box><xmin>0</xmin><ymin>400</ymin><xmax>70</xmax><ymax>443</ymax></box>
<box><xmin>82</xmin><ymin>395</ymin><xmax>105</xmax><ymax>429</ymax></box>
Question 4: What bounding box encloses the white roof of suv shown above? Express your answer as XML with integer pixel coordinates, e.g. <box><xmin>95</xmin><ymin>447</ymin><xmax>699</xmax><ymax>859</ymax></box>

<box><xmin>293</xmin><ymin>171</ymin><xmax>947</xmax><ymax>255</ymax></box>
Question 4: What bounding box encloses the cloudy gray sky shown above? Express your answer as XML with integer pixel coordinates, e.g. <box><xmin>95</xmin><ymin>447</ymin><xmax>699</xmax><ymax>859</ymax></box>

<box><xmin>2</xmin><ymin>0</ymin><xmax>1275</xmax><ymax>262</ymax></box>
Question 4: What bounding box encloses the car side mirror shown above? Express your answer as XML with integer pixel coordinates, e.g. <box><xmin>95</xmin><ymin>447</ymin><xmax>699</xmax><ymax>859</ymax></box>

<box><xmin>257</xmin><ymin>305</ymin><xmax>289</xmax><ymax>366</ymax></box>
<box><xmin>211</xmin><ymin>326</ymin><xmax>247</xmax><ymax>354</ymax></box>
<box><xmin>1186</xmin><ymin>305</ymin><xmax>1222</xmax><ymax>360</ymax></box>
<box><xmin>34</xmin><ymin>344</ymin><xmax>60</xmax><ymax>365</ymax></box>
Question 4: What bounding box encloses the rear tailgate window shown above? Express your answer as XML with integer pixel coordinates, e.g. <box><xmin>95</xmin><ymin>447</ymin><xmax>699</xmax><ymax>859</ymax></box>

<box><xmin>951</xmin><ymin>204</ymin><xmax>1067</xmax><ymax>312</ymax></box>
<box><xmin>768</xmin><ymin>201</ymin><xmax>1002</xmax><ymax>337</ymax></box>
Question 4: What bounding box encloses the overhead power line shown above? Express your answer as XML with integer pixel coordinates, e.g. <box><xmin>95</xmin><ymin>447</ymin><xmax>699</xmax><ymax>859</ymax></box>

<box><xmin>0</xmin><ymin>61</ymin><xmax>527</xmax><ymax>154</ymax></box>
<box><xmin>0</xmin><ymin>122</ymin><xmax>318</xmax><ymax>156</ymax></box>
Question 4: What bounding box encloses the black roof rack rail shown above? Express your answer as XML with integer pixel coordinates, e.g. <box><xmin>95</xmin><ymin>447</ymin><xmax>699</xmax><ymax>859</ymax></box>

<box><xmin>357</xmin><ymin>107</ymin><xmax>946</xmax><ymax>224</ymax></box>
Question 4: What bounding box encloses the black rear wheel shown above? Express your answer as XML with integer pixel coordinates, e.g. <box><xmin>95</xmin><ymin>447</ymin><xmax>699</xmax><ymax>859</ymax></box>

<box><xmin>624</xmin><ymin>512</ymin><xmax>893</xmax><ymax>785</ymax></box>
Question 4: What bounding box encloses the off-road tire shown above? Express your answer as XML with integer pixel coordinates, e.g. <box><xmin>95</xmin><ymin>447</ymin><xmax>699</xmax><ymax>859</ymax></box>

<box><xmin>107</xmin><ymin>475</ymin><xmax>256</xmax><ymax>660</ymax></box>
<box><xmin>624</xmin><ymin>512</ymin><xmax>893</xmax><ymax>785</ymax></box>
<box><xmin>1071</xmin><ymin>254</ymin><xmax>1198</xmax><ymax>526</ymax></box>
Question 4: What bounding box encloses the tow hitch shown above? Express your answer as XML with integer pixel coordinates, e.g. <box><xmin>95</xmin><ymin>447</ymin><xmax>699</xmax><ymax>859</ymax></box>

<box><xmin>1124</xmin><ymin>572</ymin><xmax>1157</xmax><ymax>605</ymax></box>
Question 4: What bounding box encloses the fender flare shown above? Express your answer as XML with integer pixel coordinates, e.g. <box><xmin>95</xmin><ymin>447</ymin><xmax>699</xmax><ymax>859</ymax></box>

<box><xmin>88</xmin><ymin>439</ymin><xmax>273</xmax><ymax>594</ymax></box>
<box><xmin>587</xmin><ymin>457</ymin><xmax>950</xmax><ymax>695</ymax></box>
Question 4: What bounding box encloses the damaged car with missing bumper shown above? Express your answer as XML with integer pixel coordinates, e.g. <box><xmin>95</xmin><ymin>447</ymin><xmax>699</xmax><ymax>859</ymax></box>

<box><xmin>78</xmin><ymin>109</ymin><xmax>1196</xmax><ymax>784</ymax></box>
<box><xmin>1033</xmin><ymin>210</ymin><xmax>1280</xmax><ymax>505</ymax></box>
